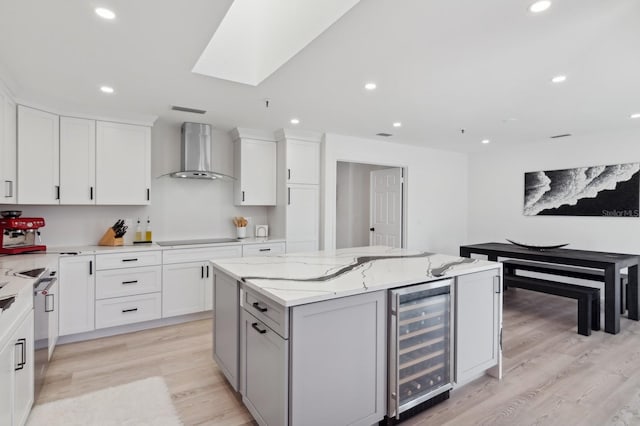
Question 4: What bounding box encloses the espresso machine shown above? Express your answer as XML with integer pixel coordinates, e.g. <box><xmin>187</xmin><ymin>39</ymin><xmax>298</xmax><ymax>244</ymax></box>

<box><xmin>0</xmin><ymin>212</ymin><xmax>46</xmax><ymax>254</ymax></box>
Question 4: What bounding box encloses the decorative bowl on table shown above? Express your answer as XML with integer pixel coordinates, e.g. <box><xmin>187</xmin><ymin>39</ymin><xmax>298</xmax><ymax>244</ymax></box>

<box><xmin>506</xmin><ymin>239</ymin><xmax>569</xmax><ymax>251</ymax></box>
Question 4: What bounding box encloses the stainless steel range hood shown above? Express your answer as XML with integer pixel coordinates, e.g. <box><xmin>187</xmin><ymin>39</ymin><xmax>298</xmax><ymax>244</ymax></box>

<box><xmin>169</xmin><ymin>122</ymin><xmax>234</xmax><ymax>180</ymax></box>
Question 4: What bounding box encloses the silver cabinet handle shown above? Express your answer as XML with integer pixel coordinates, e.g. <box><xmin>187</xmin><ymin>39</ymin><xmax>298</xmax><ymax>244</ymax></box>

<box><xmin>4</xmin><ymin>180</ymin><xmax>13</xmax><ymax>198</ymax></box>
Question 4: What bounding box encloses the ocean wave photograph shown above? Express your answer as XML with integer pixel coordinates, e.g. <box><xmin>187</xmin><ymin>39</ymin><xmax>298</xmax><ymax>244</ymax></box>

<box><xmin>524</xmin><ymin>163</ymin><xmax>640</xmax><ymax>216</ymax></box>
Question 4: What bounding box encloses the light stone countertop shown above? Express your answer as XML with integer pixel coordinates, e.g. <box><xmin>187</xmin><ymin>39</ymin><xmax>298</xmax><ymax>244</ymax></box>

<box><xmin>211</xmin><ymin>246</ymin><xmax>502</xmax><ymax>307</ymax></box>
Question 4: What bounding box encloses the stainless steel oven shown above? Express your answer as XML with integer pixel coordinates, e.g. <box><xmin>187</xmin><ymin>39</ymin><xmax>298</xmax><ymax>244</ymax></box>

<box><xmin>32</xmin><ymin>269</ymin><xmax>57</xmax><ymax>401</ymax></box>
<box><xmin>388</xmin><ymin>278</ymin><xmax>454</xmax><ymax>421</ymax></box>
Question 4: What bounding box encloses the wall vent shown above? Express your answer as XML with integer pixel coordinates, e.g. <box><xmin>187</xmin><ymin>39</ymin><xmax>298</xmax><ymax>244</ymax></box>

<box><xmin>550</xmin><ymin>133</ymin><xmax>572</xmax><ymax>139</ymax></box>
<box><xmin>171</xmin><ymin>105</ymin><xmax>207</xmax><ymax>114</ymax></box>
<box><xmin>376</xmin><ymin>133</ymin><xmax>393</xmax><ymax>137</ymax></box>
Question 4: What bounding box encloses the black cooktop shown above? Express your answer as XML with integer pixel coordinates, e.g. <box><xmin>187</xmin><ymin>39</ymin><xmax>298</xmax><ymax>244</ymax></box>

<box><xmin>156</xmin><ymin>238</ymin><xmax>240</xmax><ymax>247</ymax></box>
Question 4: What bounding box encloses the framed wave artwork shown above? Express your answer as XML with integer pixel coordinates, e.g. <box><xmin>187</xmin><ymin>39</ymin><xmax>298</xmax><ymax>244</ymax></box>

<box><xmin>524</xmin><ymin>162</ymin><xmax>640</xmax><ymax>217</ymax></box>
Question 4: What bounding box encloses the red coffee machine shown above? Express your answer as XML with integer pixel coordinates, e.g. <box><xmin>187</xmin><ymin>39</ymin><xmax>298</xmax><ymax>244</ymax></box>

<box><xmin>0</xmin><ymin>212</ymin><xmax>46</xmax><ymax>254</ymax></box>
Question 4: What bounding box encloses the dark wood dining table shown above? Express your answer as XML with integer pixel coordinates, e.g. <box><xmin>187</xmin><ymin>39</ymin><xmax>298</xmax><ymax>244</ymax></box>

<box><xmin>459</xmin><ymin>242</ymin><xmax>639</xmax><ymax>335</ymax></box>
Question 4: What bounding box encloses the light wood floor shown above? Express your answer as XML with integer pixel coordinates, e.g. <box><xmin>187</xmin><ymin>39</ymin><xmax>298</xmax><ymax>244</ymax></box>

<box><xmin>38</xmin><ymin>289</ymin><xmax>640</xmax><ymax>425</ymax></box>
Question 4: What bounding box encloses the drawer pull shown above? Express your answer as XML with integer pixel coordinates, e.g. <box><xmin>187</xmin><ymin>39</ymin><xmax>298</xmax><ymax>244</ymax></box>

<box><xmin>251</xmin><ymin>322</ymin><xmax>267</xmax><ymax>334</ymax></box>
<box><xmin>14</xmin><ymin>338</ymin><xmax>26</xmax><ymax>370</ymax></box>
<box><xmin>252</xmin><ymin>301</ymin><xmax>268</xmax><ymax>312</ymax></box>
<box><xmin>259</xmin><ymin>248</ymin><xmax>271</xmax><ymax>252</ymax></box>
<box><xmin>122</xmin><ymin>308</ymin><xmax>138</xmax><ymax>313</ymax></box>
<box><xmin>122</xmin><ymin>280</ymin><xmax>138</xmax><ymax>285</ymax></box>
<box><xmin>122</xmin><ymin>258</ymin><xmax>138</xmax><ymax>262</ymax></box>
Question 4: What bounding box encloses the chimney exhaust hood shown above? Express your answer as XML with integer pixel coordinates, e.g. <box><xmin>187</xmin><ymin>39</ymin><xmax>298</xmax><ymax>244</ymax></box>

<box><xmin>170</xmin><ymin>122</ymin><xmax>234</xmax><ymax>180</ymax></box>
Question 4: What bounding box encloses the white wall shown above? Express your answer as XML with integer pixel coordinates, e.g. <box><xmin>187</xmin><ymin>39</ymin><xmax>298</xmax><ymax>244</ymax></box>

<box><xmin>336</xmin><ymin>162</ymin><xmax>389</xmax><ymax>249</ymax></box>
<box><xmin>323</xmin><ymin>133</ymin><xmax>468</xmax><ymax>255</ymax></box>
<box><xmin>467</xmin><ymin>129</ymin><xmax>640</xmax><ymax>254</ymax></box>
<box><xmin>6</xmin><ymin>119</ymin><xmax>267</xmax><ymax>247</ymax></box>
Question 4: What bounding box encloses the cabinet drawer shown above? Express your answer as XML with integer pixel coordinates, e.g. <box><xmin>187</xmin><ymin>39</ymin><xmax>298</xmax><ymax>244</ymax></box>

<box><xmin>242</xmin><ymin>242</ymin><xmax>285</xmax><ymax>257</ymax></box>
<box><xmin>95</xmin><ymin>293</ymin><xmax>161</xmax><ymax>329</ymax></box>
<box><xmin>96</xmin><ymin>265</ymin><xmax>161</xmax><ymax>299</ymax></box>
<box><xmin>244</xmin><ymin>288</ymin><xmax>288</xmax><ymax>338</ymax></box>
<box><xmin>96</xmin><ymin>251</ymin><xmax>161</xmax><ymax>270</ymax></box>
<box><xmin>163</xmin><ymin>245</ymin><xmax>242</xmax><ymax>264</ymax></box>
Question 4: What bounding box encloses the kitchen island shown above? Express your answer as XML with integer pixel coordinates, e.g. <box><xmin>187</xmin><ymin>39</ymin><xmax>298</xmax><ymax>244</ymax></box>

<box><xmin>211</xmin><ymin>246</ymin><xmax>502</xmax><ymax>426</ymax></box>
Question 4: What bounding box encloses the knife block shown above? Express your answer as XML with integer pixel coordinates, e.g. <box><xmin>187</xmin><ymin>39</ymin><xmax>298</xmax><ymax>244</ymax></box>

<box><xmin>98</xmin><ymin>228</ymin><xmax>124</xmax><ymax>246</ymax></box>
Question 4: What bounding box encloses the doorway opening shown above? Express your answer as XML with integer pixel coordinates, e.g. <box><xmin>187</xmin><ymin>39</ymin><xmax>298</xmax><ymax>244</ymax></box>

<box><xmin>336</xmin><ymin>161</ymin><xmax>405</xmax><ymax>249</ymax></box>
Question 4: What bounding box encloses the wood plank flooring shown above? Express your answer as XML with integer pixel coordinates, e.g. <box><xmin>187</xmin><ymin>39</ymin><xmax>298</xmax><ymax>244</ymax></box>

<box><xmin>37</xmin><ymin>289</ymin><xmax>640</xmax><ymax>425</ymax></box>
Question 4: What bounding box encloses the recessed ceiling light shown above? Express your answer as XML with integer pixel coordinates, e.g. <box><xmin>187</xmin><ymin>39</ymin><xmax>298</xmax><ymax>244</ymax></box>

<box><xmin>290</xmin><ymin>118</ymin><xmax>300</xmax><ymax>125</ymax></box>
<box><xmin>393</xmin><ymin>122</ymin><xmax>402</xmax><ymax>128</ymax></box>
<box><xmin>551</xmin><ymin>75</ymin><xmax>567</xmax><ymax>83</ymax></box>
<box><xmin>631</xmin><ymin>113</ymin><xmax>640</xmax><ymax>119</ymax></box>
<box><xmin>364</xmin><ymin>82</ymin><xmax>377</xmax><ymax>91</ymax></box>
<box><xmin>481</xmin><ymin>139</ymin><xmax>490</xmax><ymax>144</ymax></box>
<box><xmin>529</xmin><ymin>1</ymin><xmax>551</xmax><ymax>13</ymax></box>
<box><xmin>100</xmin><ymin>86</ymin><xmax>115</xmax><ymax>94</ymax></box>
<box><xmin>95</xmin><ymin>7</ymin><xmax>116</xmax><ymax>20</ymax></box>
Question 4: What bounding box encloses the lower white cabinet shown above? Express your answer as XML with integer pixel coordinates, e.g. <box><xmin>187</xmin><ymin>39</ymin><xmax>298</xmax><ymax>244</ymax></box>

<box><xmin>213</xmin><ymin>269</ymin><xmax>240</xmax><ymax>391</ymax></box>
<box><xmin>455</xmin><ymin>269</ymin><xmax>502</xmax><ymax>385</ymax></box>
<box><xmin>241</xmin><ymin>242</ymin><xmax>285</xmax><ymax>257</ymax></box>
<box><xmin>0</xmin><ymin>309</ymin><xmax>34</xmax><ymax>426</ymax></box>
<box><xmin>59</xmin><ymin>255</ymin><xmax>96</xmax><ymax>336</ymax></box>
<box><xmin>162</xmin><ymin>262</ymin><xmax>212</xmax><ymax>318</ymax></box>
<box><xmin>95</xmin><ymin>293</ymin><xmax>162</xmax><ymax>329</ymax></box>
<box><xmin>241</xmin><ymin>309</ymin><xmax>288</xmax><ymax>426</ymax></box>
<box><xmin>95</xmin><ymin>265</ymin><xmax>161</xmax><ymax>299</ymax></box>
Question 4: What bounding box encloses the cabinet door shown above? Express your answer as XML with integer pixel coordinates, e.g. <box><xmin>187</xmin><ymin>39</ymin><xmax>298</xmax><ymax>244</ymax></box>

<box><xmin>286</xmin><ymin>185</ymin><xmax>319</xmax><ymax>253</ymax></box>
<box><xmin>12</xmin><ymin>311</ymin><xmax>34</xmax><ymax>426</ymax></box>
<box><xmin>455</xmin><ymin>269</ymin><xmax>501</xmax><ymax>386</ymax></box>
<box><xmin>60</xmin><ymin>117</ymin><xmax>96</xmax><ymax>205</ymax></box>
<box><xmin>17</xmin><ymin>105</ymin><xmax>59</xmax><ymax>204</ymax></box>
<box><xmin>59</xmin><ymin>255</ymin><xmax>96</xmax><ymax>336</ymax></box>
<box><xmin>96</xmin><ymin>121</ymin><xmax>151</xmax><ymax>205</ymax></box>
<box><xmin>213</xmin><ymin>270</ymin><xmax>240</xmax><ymax>391</ymax></box>
<box><xmin>290</xmin><ymin>291</ymin><xmax>385</xmax><ymax>426</ymax></box>
<box><xmin>162</xmin><ymin>262</ymin><xmax>206</xmax><ymax>317</ymax></box>
<box><xmin>0</xmin><ymin>92</ymin><xmax>17</xmax><ymax>204</ymax></box>
<box><xmin>0</xmin><ymin>339</ymin><xmax>13</xmax><ymax>426</ymax></box>
<box><xmin>235</xmin><ymin>138</ymin><xmax>276</xmax><ymax>206</ymax></box>
<box><xmin>241</xmin><ymin>310</ymin><xmax>288</xmax><ymax>426</ymax></box>
<box><xmin>286</xmin><ymin>139</ymin><xmax>319</xmax><ymax>184</ymax></box>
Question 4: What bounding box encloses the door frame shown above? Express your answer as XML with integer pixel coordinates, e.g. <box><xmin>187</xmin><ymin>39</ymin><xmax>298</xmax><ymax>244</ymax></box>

<box><xmin>335</xmin><ymin>160</ymin><xmax>408</xmax><ymax>249</ymax></box>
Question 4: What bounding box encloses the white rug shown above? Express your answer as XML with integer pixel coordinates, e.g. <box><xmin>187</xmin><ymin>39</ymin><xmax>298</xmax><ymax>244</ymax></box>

<box><xmin>26</xmin><ymin>376</ymin><xmax>183</xmax><ymax>426</ymax></box>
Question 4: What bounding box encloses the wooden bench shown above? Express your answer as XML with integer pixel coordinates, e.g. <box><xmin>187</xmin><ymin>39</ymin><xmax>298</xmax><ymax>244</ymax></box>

<box><xmin>503</xmin><ymin>259</ymin><xmax>629</xmax><ymax>313</ymax></box>
<box><xmin>503</xmin><ymin>261</ymin><xmax>601</xmax><ymax>336</ymax></box>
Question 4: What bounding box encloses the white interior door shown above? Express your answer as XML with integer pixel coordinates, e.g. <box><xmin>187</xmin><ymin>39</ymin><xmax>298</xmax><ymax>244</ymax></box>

<box><xmin>370</xmin><ymin>168</ymin><xmax>403</xmax><ymax>248</ymax></box>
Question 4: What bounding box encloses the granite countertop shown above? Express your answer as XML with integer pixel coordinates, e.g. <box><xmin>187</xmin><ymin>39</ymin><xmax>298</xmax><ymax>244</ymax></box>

<box><xmin>211</xmin><ymin>246</ymin><xmax>502</xmax><ymax>307</ymax></box>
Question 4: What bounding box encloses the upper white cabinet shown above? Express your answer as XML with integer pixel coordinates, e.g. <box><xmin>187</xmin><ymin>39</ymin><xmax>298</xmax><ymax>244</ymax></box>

<box><xmin>0</xmin><ymin>89</ymin><xmax>17</xmax><ymax>204</ymax></box>
<box><xmin>96</xmin><ymin>121</ymin><xmax>151</xmax><ymax>205</ymax></box>
<box><xmin>231</xmin><ymin>128</ymin><xmax>276</xmax><ymax>206</ymax></box>
<box><xmin>60</xmin><ymin>117</ymin><xmax>96</xmax><ymax>204</ymax></box>
<box><xmin>17</xmin><ymin>105</ymin><xmax>60</xmax><ymax>204</ymax></box>
<box><xmin>286</xmin><ymin>185</ymin><xmax>320</xmax><ymax>253</ymax></box>
<box><xmin>286</xmin><ymin>139</ymin><xmax>320</xmax><ymax>185</ymax></box>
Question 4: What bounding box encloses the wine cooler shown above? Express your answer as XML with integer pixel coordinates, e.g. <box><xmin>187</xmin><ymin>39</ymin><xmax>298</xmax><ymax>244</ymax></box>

<box><xmin>387</xmin><ymin>278</ymin><xmax>453</xmax><ymax>420</ymax></box>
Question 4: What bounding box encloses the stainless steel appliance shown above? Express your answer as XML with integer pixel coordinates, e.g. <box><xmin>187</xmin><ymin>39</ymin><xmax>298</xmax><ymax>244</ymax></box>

<box><xmin>31</xmin><ymin>268</ymin><xmax>57</xmax><ymax>401</ymax></box>
<box><xmin>0</xmin><ymin>216</ymin><xmax>46</xmax><ymax>255</ymax></box>
<box><xmin>387</xmin><ymin>278</ymin><xmax>453</xmax><ymax>421</ymax></box>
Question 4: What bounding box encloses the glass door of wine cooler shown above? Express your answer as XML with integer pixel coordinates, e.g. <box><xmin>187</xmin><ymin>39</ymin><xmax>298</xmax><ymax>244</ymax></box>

<box><xmin>388</xmin><ymin>279</ymin><xmax>453</xmax><ymax>418</ymax></box>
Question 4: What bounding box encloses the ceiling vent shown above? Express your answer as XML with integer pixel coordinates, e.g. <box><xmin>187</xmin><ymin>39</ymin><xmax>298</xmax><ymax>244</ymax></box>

<box><xmin>171</xmin><ymin>105</ymin><xmax>207</xmax><ymax>114</ymax></box>
<box><xmin>376</xmin><ymin>133</ymin><xmax>393</xmax><ymax>137</ymax></box>
<box><xmin>550</xmin><ymin>133</ymin><xmax>572</xmax><ymax>139</ymax></box>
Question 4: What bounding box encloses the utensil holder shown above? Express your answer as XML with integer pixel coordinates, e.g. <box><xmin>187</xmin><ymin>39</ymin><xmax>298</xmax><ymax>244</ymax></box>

<box><xmin>236</xmin><ymin>227</ymin><xmax>246</xmax><ymax>239</ymax></box>
<box><xmin>98</xmin><ymin>228</ymin><xmax>124</xmax><ymax>246</ymax></box>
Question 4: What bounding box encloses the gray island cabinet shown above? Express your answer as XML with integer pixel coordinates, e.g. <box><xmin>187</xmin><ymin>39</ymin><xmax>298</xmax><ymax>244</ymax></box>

<box><xmin>211</xmin><ymin>246</ymin><xmax>502</xmax><ymax>426</ymax></box>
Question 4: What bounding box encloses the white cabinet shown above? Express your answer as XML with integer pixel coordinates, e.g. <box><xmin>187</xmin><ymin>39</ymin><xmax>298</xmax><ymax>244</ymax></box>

<box><xmin>162</xmin><ymin>245</ymin><xmax>241</xmax><ymax>318</ymax></box>
<box><xmin>60</xmin><ymin>117</ymin><xmax>96</xmax><ymax>204</ymax></box>
<box><xmin>96</xmin><ymin>121</ymin><xmax>151</xmax><ymax>205</ymax></box>
<box><xmin>232</xmin><ymin>128</ymin><xmax>276</xmax><ymax>206</ymax></box>
<box><xmin>241</xmin><ymin>309</ymin><xmax>288</xmax><ymax>426</ymax></box>
<box><xmin>241</xmin><ymin>242</ymin><xmax>286</xmax><ymax>257</ymax></box>
<box><xmin>286</xmin><ymin>185</ymin><xmax>320</xmax><ymax>253</ymax></box>
<box><xmin>213</xmin><ymin>269</ymin><xmax>240</xmax><ymax>391</ymax></box>
<box><xmin>0</xmin><ymin>336</ymin><xmax>13</xmax><ymax>425</ymax></box>
<box><xmin>11</xmin><ymin>311</ymin><xmax>34</xmax><ymax>426</ymax></box>
<box><xmin>17</xmin><ymin>105</ymin><xmax>60</xmax><ymax>204</ymax></box>
<box><xmin>455</xmin><ymin>269</ymin><xmax>502</xmax><ymax>386</ymax></box>
<box><xmin>286</xmin><ymin>139</ymin><xmax>320</xmax><ymax>185</ymax></box>
<box><xmin>58</xmin><ymin>255</ymin><xmax>96</xmax><ymax>336</ymax></box>
<box><xmin>0</xmin><ymin>90</ymin><xmax>17</xmax><ymax>204</ymax></box>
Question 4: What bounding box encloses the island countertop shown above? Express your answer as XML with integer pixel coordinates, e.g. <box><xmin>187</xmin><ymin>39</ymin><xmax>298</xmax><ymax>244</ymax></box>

<box><xmin>210</xmin><ymin>246</ymin><xmax>501</xmax><ymax>307</ymax></box>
